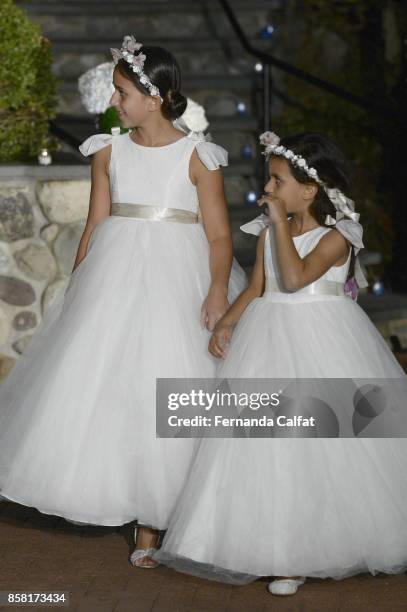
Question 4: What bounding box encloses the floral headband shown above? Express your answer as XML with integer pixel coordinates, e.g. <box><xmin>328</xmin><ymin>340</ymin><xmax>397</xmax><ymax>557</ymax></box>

<box><xmin>110</xmin><ymin>35</ymin><xmax>162</xmax><ymax>101</ymax></box>
<box><xmin>259</xmin><ymin>131</ymin><xmax>359</xmax><ymax>226</ymax></box>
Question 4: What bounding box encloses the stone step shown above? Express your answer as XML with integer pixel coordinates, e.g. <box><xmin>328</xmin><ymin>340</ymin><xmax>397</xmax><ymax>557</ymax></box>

<box><xmin>57</xmin><ymin>74</ymin><xmax>260</xmax><ymax>122</ymax></box>
<box><xmin>55</xmin><ymin>115</ymin><xmax>258</xmax><ymax>163</ymax></box>
<box><xmin>56</xmin><ymin>92</ymin><xmax>254</xmax><ymax>122</ymax></box>
<box><xmin>55</xmin><ymin>114</ymin><xmax>258</xmax><ymax>139</ymax></box>
<box><xmin>24</xmin><ymin>9</ymin><xmax>271</xmax><ymax>39</ymax></box>
<box><xmin>20</xmin><ymin>0</ymin><xmax>272</xmax><ymax>14</ymax></box>
<box><xmin>59</xmin><ymin>72</ymin><xmax>257</xmax><ymax>91</ymax></box>
<box><xmin>51</xmin><ymin>45</ymin><xmax>261</xmax><ymax>80</ymax></box>
<box><xmin>50</xmin><ymin>36</ymin><xmax>272</xmax><ymax>53</ymax></box>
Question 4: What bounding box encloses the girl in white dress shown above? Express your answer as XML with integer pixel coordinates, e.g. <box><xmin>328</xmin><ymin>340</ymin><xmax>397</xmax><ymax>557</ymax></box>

<box><xmin>154</xmin><ymin>131</ymin><xmax>407</xmax><ymax>594</ymax></box>
<box><xmin>0</xmin><ymin>36</ymin><xmax>246</xmax><ymax>568</ymax></box>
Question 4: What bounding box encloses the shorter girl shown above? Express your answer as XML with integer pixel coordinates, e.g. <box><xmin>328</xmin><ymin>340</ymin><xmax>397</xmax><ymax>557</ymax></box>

<box><xmin>154</xmin><ymin>132</ymin><xmax>407</xmax><ymax>595</ymax></box>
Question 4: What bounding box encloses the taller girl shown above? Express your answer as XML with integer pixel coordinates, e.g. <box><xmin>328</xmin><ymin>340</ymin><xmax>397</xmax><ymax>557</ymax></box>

<box><xmin>0</xmin><ymin>36</ymin><xmax>246</xmax><ymax>567</ymax></box>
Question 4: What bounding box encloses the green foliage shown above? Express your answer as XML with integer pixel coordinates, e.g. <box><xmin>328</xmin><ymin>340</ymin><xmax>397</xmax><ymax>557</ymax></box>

<box><xmin>97</xmin><ymin>106</ymin><xmax>129</xmax><ymax>135</ymax></box>
<box><xmin>0</xmin><ymin>0</ymin><xmax>59</xmax><ymax>161</ymax></box>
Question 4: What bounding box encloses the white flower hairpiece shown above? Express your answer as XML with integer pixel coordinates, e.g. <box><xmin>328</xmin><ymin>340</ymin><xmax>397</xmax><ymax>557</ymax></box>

<box><xmin>110</xmin><ymin>35</ymin><xmax>162</xmax><ymax>100</ymax></box>
<box><xmin>259</xmin><ymin>131</ymin><xmax>360</xmax><ymax>226</ymax></box>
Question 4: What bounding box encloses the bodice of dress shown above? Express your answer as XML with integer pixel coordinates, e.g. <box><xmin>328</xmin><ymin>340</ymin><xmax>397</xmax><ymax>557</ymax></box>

<box><xmin>240</xmin><ymin>213</ymin><xmax>352</xmax><ymax>295</ymax></box>
<box><xmin>264</xmin><ymin>224</ymin><xmax>351</xmax><ymax>292</ymax></box>
<box><xmin>79</xmin><ymin>130</ymin><xmax>228</xmax><ymax>213</ymax></box>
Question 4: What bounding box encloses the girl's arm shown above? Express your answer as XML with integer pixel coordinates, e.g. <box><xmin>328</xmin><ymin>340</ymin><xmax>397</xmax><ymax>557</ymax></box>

<box><xmin>273</xmin><ymin>221</ymin><xmax>350</xmax><ymax>291</ymax></box>
<box><xmin>72</xmin><ymin>145</ymin><xmax>112</xmax><ymax>273</ymax></box>
<box><xmin>209</xmin><ymin>228</ymin><xmax>266</xmax><ymax>359</ymax></box>
<box><xmin>190</xmin><ymin>149</ymin><xmax>233</xmax><ymax>331</ymax></box>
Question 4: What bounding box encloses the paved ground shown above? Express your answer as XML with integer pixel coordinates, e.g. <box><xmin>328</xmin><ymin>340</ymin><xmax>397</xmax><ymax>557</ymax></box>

<box><xmin>0</xmin><ymin>501</ymin><xmax>406</xmax><ymax>612</ymax></box>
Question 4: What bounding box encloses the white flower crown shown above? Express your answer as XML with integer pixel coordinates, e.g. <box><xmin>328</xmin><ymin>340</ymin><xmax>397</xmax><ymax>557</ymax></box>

<box><xmin>259</xmin><ymin>131</ymin><xmax>360</xmax><ymax>226</ymax></box>
<box><xmin>110</xmin><ymin>35</ymin><xmax>162</xmax><ymax>101</ymax></box>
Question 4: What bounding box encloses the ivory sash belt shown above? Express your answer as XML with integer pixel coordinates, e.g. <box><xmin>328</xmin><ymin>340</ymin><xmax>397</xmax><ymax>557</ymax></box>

<box><xmin>265</xmin><ymin>278</ymin><xmax>345</xmax><ymax>296</ymax></box>
<box><xmin>111</xmin><ymin>202</ymin><xmax>198</xmax><ymax>224</ymax></box>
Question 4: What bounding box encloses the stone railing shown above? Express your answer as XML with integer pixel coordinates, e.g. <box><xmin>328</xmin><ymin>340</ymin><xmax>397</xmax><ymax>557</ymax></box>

<box><xmin>0</xmin><ymin>164</ymin><xmax>91</xmax><ymax>382</ymax></box>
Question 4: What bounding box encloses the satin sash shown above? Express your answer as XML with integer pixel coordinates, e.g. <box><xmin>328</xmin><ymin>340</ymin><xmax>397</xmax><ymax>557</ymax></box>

<box><xmin>265</xmin><ymin>277</ymin><xmax>345</xmax><ymax>297</ymax></box>
<box><xmin>111</xmin><ymin>202</ymin><xmax>198</xmax><ymax>224</ymax></box>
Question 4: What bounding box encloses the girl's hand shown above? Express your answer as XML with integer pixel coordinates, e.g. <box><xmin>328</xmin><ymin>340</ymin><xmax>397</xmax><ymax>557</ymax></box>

<box><xmin>201</xmin><ymin>286</ymin><xmax>229</xmax><ymax>332</ymax></box>
<box><xmin>209</xmin><ymin>322</ymin><xmax>234</xmax><ymax>359</ymax></box>
<box><xmin>257</xmin><ymin>193</ymin><xmax>287</xmax><ymax>225</ymax></box>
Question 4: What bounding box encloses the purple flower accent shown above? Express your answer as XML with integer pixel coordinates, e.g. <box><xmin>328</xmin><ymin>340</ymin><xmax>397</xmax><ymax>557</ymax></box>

<box><xmin>132</xmin><ymin>53</ymin><xmax>146</xmax><ymax>68</ymax></box>
<box><xmin>259</xmin><ymin>131</ymin><xmax>280</xmax><ymax>146</ymax></box>
<box><xmin>123</xmin><ymin>35</ymin><xmax>143</xmax><ymax>53</ymax></box>
<box><xmin>110</xmin><ymin>48</ymin><xmax>122</xmax><ymax>65</ymax></box>
<box><xmin>344</xmin><ymin>277</ymin><xmax>358</xmax><ymax>301</ymax></box>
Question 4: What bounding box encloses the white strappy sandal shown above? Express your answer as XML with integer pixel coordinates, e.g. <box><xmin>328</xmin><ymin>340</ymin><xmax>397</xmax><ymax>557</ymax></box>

<box><xmin>268</xmin><ymin>577</ymin><xmax>306</xmax><ymax>596</ymax></box>
<box><xmin>129</xmin><ymin>547</ymin><xmax>159</xmax><ymax>568</ymax></box>
<box><xmin>129</xmin><ymin>524</ymin><xmax>160</xmax><ymax>569</ymax></box>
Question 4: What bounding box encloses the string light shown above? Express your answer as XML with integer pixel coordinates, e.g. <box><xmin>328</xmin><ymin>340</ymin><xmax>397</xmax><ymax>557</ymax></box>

<box><xmin>259</xmin><ymin>25</ymin><xmax>275</xmax><ymax>39</ymax></box>
<box><xmin>241</xmin><ymin>145</ymin><xmax>254</xmax><ymax>159</ymax></box>
<box><xmin>372</xmin><ymin>281</ymin><xmax>385</xmax><ymax>296</ymax></box>
<box><xmin>245</xmin><ymin>191</ymin><xmax>258</xmax><ymax>206</ymax></box>
<box><xmin>236</xmin><ymin>101</ymin><xmax>247</xmax><ymax>115</ymax></box>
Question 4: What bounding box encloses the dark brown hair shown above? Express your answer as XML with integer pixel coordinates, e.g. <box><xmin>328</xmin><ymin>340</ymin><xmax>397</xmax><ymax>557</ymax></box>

<box><xmin>115</xmin><ymin>46</ymin><xmax>187</xmax><ymax>120</ymax></box>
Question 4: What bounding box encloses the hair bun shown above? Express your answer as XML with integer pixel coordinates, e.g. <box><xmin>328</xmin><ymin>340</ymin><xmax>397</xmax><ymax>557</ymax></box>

<box><xmin>162</xmin><ymin>89</ymin><xmax>187</xmax><ymax>120</ymax></box>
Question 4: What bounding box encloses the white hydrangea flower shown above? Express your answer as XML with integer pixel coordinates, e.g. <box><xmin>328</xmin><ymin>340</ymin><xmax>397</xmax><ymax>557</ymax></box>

<box><xmin>178</xmin><ymin>98</ymin><xmax>209</xmax><ymax>132</ymax></box>
<box><xmin>78</xmin><ymin>61</ymin><xmax>115</xmax><ymax>114</ymax></box>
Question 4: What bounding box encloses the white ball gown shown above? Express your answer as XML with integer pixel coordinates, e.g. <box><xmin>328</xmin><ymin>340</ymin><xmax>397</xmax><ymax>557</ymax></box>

<box><xmin>0</xmin><ymin>130</ymin><xmax>247</xmax><ymax>528</ymax></box>
<box><xmin>154</xmin><ymin>213</ymin><xmax>407</xmax><ymax>583</ymax></box>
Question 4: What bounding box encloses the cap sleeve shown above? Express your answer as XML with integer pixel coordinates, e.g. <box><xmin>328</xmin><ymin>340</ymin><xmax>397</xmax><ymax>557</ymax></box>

<box><xmin>240</xmin><ymin>213</ymin><xmax>269</xmax><ymax>236</ymax></box>
<box><xmin>195</xmin><ymin>141</ymin><xmax>228</xmax><ymax>170</ymax></box>
<box><xmin>187</xmin><ymin>131</ymin><xmax>228</xmax><ymax>170</ymax></box>
<box><xmin>78</xmin><ymin>133</ymin><xmax>116</xmax><ymax>157</ymax></box>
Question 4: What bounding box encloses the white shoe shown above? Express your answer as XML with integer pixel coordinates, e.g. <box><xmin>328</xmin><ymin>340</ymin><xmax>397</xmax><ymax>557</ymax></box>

<box><xmin>129</xmin><ymin>524</ymin><xmax>160</xmax><ymax>568</ymax></box>
<box><xmin>129</xmin><ymin>546</ymin><xmax>159</xmax><ymax>568</ymax></box>
<box><xmin>268</xmin><ymin>577</ymin><xmax>306</xmax><ymax>596</ymax></box>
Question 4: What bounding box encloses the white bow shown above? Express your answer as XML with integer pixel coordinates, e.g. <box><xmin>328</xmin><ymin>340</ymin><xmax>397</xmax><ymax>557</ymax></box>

<box><xmin>324</xmin><ymin>188</ymin><xmax>360</xmax><ymax>225</ymax></box>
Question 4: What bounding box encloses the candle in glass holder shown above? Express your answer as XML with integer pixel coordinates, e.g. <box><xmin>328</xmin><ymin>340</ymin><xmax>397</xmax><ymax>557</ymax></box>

<box><xmin>38</xmin><ymin>148</ymin><xmax>52</xmax><ymax>165</ymax></box>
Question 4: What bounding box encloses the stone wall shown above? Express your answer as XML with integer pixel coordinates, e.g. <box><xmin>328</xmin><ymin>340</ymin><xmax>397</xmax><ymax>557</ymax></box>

<box><xmin>0</xmin><ymin>164</ymin><xmax>91</xmax><ymax>381</ymax></box>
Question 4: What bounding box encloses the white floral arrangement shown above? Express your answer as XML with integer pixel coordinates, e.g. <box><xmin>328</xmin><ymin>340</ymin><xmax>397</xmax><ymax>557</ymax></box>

<box><xmin>173</xmin><ymin>97</ymin><xmax>209</xmax><ymax>133</ymax></box>
<box><xmin>78</xmin><ymin>62</ymin><xmax>209</xmax><ymax>133</ymax></box>
<box><xmin>78</xmin><ymin>62</ymin><xmax>115</xmax><ymax>115</ymax></box>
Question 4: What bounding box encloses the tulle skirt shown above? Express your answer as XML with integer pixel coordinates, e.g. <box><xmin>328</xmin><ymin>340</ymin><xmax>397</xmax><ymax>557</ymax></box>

<box><xmin>0</xmin><ymin>215</ymin><xmax>247</xmax><ymax>527</ymax></box>
<box><xmin>155</xmin><ymin>293</ymin><xmax>407</xmax><ymax>582</ymax></box>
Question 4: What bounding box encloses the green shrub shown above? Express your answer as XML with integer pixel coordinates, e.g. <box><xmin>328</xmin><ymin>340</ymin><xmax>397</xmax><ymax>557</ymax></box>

<box><xmin>0</xmin><ymin>0</ymin><xmax>59</xmax><ymax>161</ymax></box>
<box><xmin>97</xmin><ymin>106</ymin><xmax>129</xmax><ymax>135</ymax></box>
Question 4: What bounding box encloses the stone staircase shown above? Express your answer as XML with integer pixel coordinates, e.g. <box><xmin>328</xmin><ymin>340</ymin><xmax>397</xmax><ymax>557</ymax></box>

<box><xmin>18</xmin><ymin>0</ymin><xmax>280</xmax><ymax>266</ymax></box>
